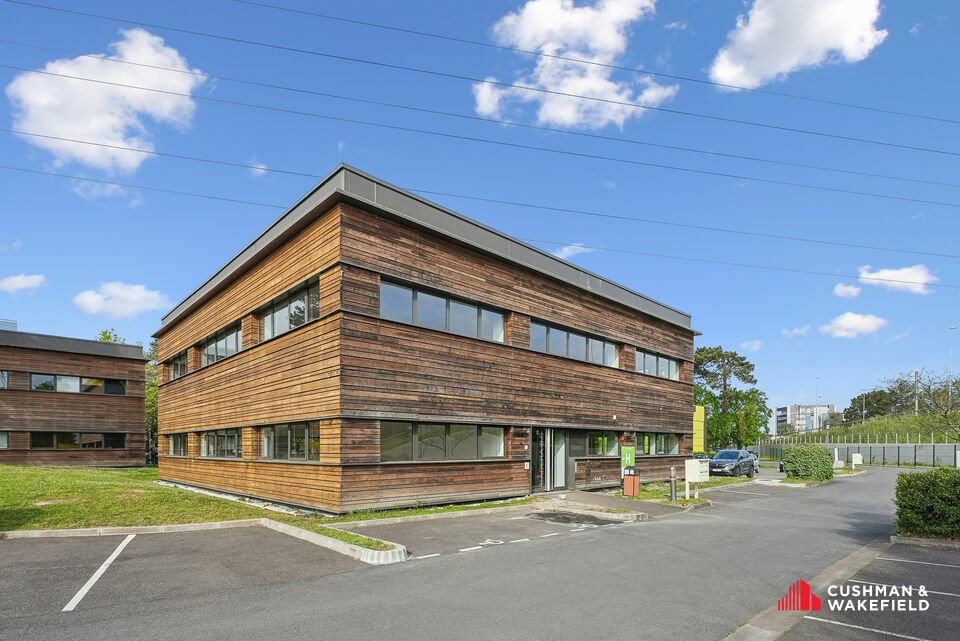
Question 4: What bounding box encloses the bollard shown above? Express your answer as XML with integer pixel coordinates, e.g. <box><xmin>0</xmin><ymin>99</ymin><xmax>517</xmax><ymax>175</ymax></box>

<box><xmin>669</xmin><ymin>466</ymin><xmax>677</xmax><ymax>503</ymax></box>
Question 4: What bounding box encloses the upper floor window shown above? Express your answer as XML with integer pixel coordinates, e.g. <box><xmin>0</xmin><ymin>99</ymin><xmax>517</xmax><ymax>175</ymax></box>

<box><xmin>530</xmin><ymin>321</ymin><xmax>619</xmax><ymax>368</ymax></box>
<box><xmin>379</xmin><ymin>281</ymin><xmax>505</xmax><ymax>342</ymax></box>
<box><xmin>28</xmin><ymin>374</ymin><xmax>126</xmax><ymax>395</ymax></box>
<box><xmin>200</xmin><ymin>323</ymin><xmax>241</xmax><ymax>367</ymax></box>
<box><xmin>200</xmin><ymin>429</ymin><xmax>241</xmax><ymax>458</ymax></box>
<box><xmin>169</xmin><ymin>433</ymin><xmax>187</xmax><ymax>456</ymax></box>
<box><xmin>167</xmin><ymin>351</ymin><xmax>188</xmax><ymax>381</ymax></box>
<box><xmin>0</xmin><ymin>371</ymin><xmax>7</xmax><ymax>389</ymax></box>
<box><xmin>636</xmin><ymin>350</ymin><xmax>680</xmax><ymax>381</ymax></box>
<box><xmin>260</xmin><ymin>281</ymin><xmax>320</xmax><ymax>341</ymax></box>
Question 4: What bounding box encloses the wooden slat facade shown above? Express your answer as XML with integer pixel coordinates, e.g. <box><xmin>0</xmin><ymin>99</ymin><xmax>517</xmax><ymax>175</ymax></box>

<box><xmin>0</xmin><ymin>344</ymin><xmax>145</xmax><ymax>467</ymax></box>
<box><xmin>156</xmin><ymin>193</ymin><xmax>695</xmax><ymax>513</ymax></box>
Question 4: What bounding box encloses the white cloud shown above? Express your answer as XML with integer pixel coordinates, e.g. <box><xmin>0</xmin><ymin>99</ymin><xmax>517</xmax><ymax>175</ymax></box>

<box><xmin>0</xmin><ymin>240</ymin><xmax>22</xmax><ymax>253</ymax></box>
<box><xmin>473</xmin><ymin>0</ymin><xmax>679</xmax><ymax>130</ymax></box>
<box><xmin>0</xmin><ymin>273</ymin><xmax>46</xmax><ymax>293</ymax></box>
<box><xmin>858</xmin><ymin>264</ymin><xmax>937</xmax><ymax>295</ymax></box>
<box><xmin>884</xmin><ymin>331</ymin><xmax>910</xmax><ymax>344</ymax></box>
<box><xmin>781</xmin><ymin>325</ymin><xmax>810</xmax><ymax>337</ymax></box>
<box><xmin>833</xmin><ymin>282</ymin><xmax>861</xmax><ymax>298</ymax></box>
<box><xmin>72</xmin><ymin>181</ymin><xmax>128</xmax><ymax>200</ymax></box>
<box><xmin>709</xmin><ymin>0</ymin><xmax>888</xmax><ymax>89</ymax></box>
<box><xmin>664</xmin><ymin>21</ymin><xmax>687</xmax><ymax>31</ymax></box>
<box><xmin>551</xmin><ymin>242</ymin><xmax>595</xmax><ymax>260</ymax></box>
<box><xmin>740</xmin><ymin>339</ymin><xmax>762</xmax><ymax>352</ymax></box>
<box><xmin>73</xmin><ymin>281</ymin><xmax>170</xmax><ymax>318</ymax></box>
<box><xmin>248</xmin><ymin>160</ymin><xmax>268</xmax><ymax>177</ymax></box>
<box><xmin>908</xmin><ymin>23</ymin><xmax>922</xmax><ymax>36</ymax></box>
<box><xmin>819</xmin><ymin>312</ymin><xmax>887</xmax><ymax>339</ymax></box>
<box><xmin>6</xmin><ymin>28</ymin><xmax>206</xmax><ymax>175</ymax></box>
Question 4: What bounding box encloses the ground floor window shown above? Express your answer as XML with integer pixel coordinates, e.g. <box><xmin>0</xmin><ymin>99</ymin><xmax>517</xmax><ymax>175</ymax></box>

<box><xmin>29</xmin><ymin>432</ymin><xmax>126</xmax><ymax>449</ymax></box>
<box><xmin>0</xmin><ymin>432</ymin><xmax>7</xmax><ymax>449</ymax></box>
<box><xmin>169</xmin><ymin>433</ymin><xmax>187</xmax><ymax>456</ymax></box>
<box><xmin>380</xmin><ymin>422</ymin><xmax>505</xmax><ymax>462</ymax></box>
<box><xmin>586</xmin><ymin>430</ymin><xmax>619</xmax><ymax>457</ymax></box>
<box><xmin>200</xmin><ymin>429</ymin><xmax>241</xmax><ymax>458</ymax></box>
<box><xmin>258</xmin><ymin>422</ymin><xmax>321</xmax><ymax>461</ymax></box>
<box><xmin>637</xmin><ymin>432</ymin><xmax>680</xmax><ymax>455</ymax></box>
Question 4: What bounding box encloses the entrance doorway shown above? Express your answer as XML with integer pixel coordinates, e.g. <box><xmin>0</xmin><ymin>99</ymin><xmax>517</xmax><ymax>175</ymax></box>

<box><xmin>531</xmin><ymin>428</ymin><xmax>568</xmax><ymax>492</ymax></box>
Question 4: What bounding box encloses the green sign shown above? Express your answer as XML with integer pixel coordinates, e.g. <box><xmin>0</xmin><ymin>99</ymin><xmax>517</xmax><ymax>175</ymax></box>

<box><xmin>621</xmin><ymin>446</ymin><xmax>636</xmax><ymax>469</ymax></box>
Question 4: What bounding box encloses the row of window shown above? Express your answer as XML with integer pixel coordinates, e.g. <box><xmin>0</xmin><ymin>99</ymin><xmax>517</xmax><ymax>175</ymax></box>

<box><xmin>28</xmin><ymin>374</ymin><xmax>126</xmax><ymax>395</ymax></box>
<box><xmin>168</xmin><ymin>352</ymin><xmax>188</xmax><ymax>381</ymax></box>
<box><xmin>260</xmin><ymin>422</ymin><xmax>321</xmax><ymax>461</ymax></box>
<box><xmin>381</xmin><ymin>422</ymin><xmax>505</xmax><ymax>462</ymax></box>
<box><xmin>260</xmin><ymin>281</ymin><xmax>321</xmax><ymax>341</ymax></box>
<box><xmin>530</xmin><ymin>321</ymin><xmax>619</xmax><ymax>368</ymax></box>
<box><xmin>638</xmin><ymin>432</ymin><xmax>680</xmax><ymax>456</ymax></box>
<box><xmin>636</xmin><ymin>350</ymin><xmax>681</xmax><ymax>382</ymax></box>
<box><xmin>586</xmin><ymin>430</ymin><xmax>620</xmax><ymax>457</ymax></box>
<box><xmin>380</xmin><ymin>282</ymin><xmax>506</xmax><ymax>342</ymax></box>
<box><xmin>200</xmin><ymin>323</ymin><xmax>242</xmax><ymax>367</ymax></box>
<box><xmin>27</xmin><ymin>432</ymin><xmax>126</xmax><ymax>449</ymax></box>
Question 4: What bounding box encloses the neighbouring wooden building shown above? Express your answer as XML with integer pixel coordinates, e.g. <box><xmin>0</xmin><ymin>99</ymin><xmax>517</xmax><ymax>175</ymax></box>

<box><xmin>0</xmin><ymin>330</ymin><xmax>146</xmax><ymax>466</ymax></box>
<box><xmin>155</xmin><ymin>165</ymin><xmax>695</xmax><ymax>513</ymax></box>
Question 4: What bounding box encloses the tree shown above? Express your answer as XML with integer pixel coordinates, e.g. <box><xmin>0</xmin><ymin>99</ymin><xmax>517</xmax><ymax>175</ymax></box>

<box><xmin>96</xmin><ymin>328</ymin><xmax>125</xmax><ymax>344</ymax></box>
<box><xmin>728</xmin><ymin>388</ymin><xmax>772</xmax><ymax>448</ymax></box>
<box><xmin>96</xmin><ymin>329</ymin><xmax>157</xmax><ymax>462</ymax></box>
<box><xmin>694</xmin><ymin>346</ymin><xmax>757</xmax><ymax>416</ymax></box>
<box><xmin>777</xmin><ymin>422</ymin><xmax>796</xmax><ymax>436</ymax></box>
<box><xmin>843</xmin><ymin>389</ymin><xmax>894</xmax><ymax>424</ymax></box>
<box><xmin>695</xmin><ymin>346</ymin><xmax>768</xmax><ymax>449</ymax></box>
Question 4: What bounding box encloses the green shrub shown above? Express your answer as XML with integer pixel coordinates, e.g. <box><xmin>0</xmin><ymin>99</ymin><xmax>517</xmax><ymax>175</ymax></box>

<box><xmin>895</xmin><ymin>468</ymin><xmax>960</xmax><ymax>538</ymax></box>
<box><xmin>782</xmin><ymin>444</ymin><xmax>834</xmax><ymax>481</ymax></box>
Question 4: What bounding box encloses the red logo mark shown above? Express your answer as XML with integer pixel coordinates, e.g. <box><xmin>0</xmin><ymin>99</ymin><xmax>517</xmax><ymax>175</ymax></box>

<box><xmin>777</xmin><ymin>579</ymin><xmax>822</xmax><ymax>611</ymax></box>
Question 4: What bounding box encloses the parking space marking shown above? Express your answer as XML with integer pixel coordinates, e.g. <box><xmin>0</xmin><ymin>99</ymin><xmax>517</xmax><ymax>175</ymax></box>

<box><xmin>539</xmin><ymin>533</ymin><xmax>560</xmax><ymax>538</ymax></box>
<box><xmin>62</xmin><ymin>534</ymin><xmax>135</xmax><ymax>613</ymax></box>
<box><xmin>803</xmin><ymin>615</ymin><xmax>933</xmax><ymax>641</ymax></box>
<box><xmin>875</xmin><ymin>557</ymin><xmax>960</xmax><ymax>569</ymax></box>
<box><xmin>570</xmin><ymin>528</ymin><xmax>586</xmax><ymax>532</ymax></box>
<box><xmin>713</xmin><ymin>489</ymin><xmax>768</xmax><ymax>496</ymax></box>
<box><xmin>509</xmin><ymin>538</ymin><xmax>530</xmax><ymax>543</ymax></box>
<box><xmin>848</xmin><ymin>579</ymin><xmax>960</xmax><ymax>598</ymax></box>
<box><xmin>414</xmin><ymin>554</ymin><xmax>440</xmax><ymax>560</ymax></box>
<box><xmin>458</xmin><ymin>546</ymin><xmax>482</xmax><ymax>552</ymax></box>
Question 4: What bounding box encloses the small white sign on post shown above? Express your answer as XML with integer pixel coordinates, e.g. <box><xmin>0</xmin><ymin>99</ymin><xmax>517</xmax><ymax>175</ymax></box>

<box><xmin>851</xmin><ymin>453</ymin><xmax>863</xmax><ymax>469</ymax></box>
<box><xmin>685</xmin><ymin>459</ymin><xmax>709</xmax><ymax>500</ymax></box>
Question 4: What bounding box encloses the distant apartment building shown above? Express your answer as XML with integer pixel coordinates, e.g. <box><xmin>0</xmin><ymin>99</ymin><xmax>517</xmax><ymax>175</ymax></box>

<box><xmin>0</xmin><ymin>330</ymin><xmax>146</xmax><ymax>466</ymax></box>
<box><xmin>776</xmin><ymin>404</ymin><xmax>836</xmax><ymax>433</ymax></box>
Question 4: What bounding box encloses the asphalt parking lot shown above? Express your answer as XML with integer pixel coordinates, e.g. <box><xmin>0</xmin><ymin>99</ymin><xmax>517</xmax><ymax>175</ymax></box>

<box><xmin>780</xmin><ymin>543</ymin><xmax>960</xmax><ymax>641</ymax></box>
<box><xmin>0</xmin><ymin>527</ymin><xmax>362</xmax><ymax>619</ymax></box>
<box><xmin>340</xmin><ymin>508</ymin><xmax>631</xmax><ymax>559</ymax></box>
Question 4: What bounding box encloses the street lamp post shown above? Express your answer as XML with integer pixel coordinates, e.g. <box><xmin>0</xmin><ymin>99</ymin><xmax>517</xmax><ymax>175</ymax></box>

<box><xmin>950</xmin><ymin>326</ymin><xmax>957</xmax><ymax>412</ymax></box>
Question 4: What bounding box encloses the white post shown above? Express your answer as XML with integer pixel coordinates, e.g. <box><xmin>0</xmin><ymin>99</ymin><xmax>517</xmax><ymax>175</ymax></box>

<box><xmin>685</xmin><ymin>479</ymin><xmax>690</xmax><ymax>501</ymax></box>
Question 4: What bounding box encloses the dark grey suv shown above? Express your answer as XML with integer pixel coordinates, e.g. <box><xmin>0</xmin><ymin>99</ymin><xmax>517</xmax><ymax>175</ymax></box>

<box><xmin>709</xmin><ymin>449</ymin><xmax>755</xmax><ymax>477</ymax></box>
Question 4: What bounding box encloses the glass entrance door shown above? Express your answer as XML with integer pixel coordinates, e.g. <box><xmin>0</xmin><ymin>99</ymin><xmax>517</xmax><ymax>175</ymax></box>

<box><xmin>531</xmin><ymin>428</ymin><xmax>567</xmax><ymax>492</ymax></box>
<box><xmin>531</xmin><ymin>428</ymin><xmax>546</xmax><ymax>492</ymax></box>
<box><xmin>552</xmin><ymin>430</ymin><xmax>567</xmax><ymax>489</ymax></box>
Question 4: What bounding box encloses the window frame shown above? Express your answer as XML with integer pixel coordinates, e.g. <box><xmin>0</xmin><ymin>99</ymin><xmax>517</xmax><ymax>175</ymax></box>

<box><xmin>636</xmin><ymin>350</ymin><xmax>681</xmax><ymax>382</ymax></box>
<box><xmin>379</xmin><ymin>422</ymin><xmax>507</xmax><ymax>463</ymax></box>
<box><xmin>199</xmin><ymin>428</ymin><xmax>242</xmax><ymax>458</ymax></box>
<box><xmin>199</xmin><ymin>323</ymin><xmax>242</xmax><ymax>368</ymax></box>
<box><xmin>259</xmin><ymin>280</ymin><xmax>321</xmax><ymax>342</ymax></box>
<box><xmin>257</xmin><ymin>422</ymin><xmax>321</xmax><ymax>462</ymax></box>
<box><xmin>378</xmin><ymin>280</ymin><xmax>506</xmax><ymax>344</ymax></box>
<box><xmin>0</xmin><ymin>431</ymin><xmax>6</xmax><ymax>449</ymax></box>
<box><xmin>167</xmin><ymin>351</ymin><xmax>188</xmax><ymax>381</ymax></box>
<box><xmin>169</xmin><ymin>433</ymin><xmax>187</xmax><ymax>456</ymax></box>
<box><xmin>0</xmin><ymin>370</ymin><xmax>7</xmax><ymax>389</ymax></box>
<box><xmin>529</xmin><ymin>320</ymin><xmax>620</xmax><ymax>368</ymax></box>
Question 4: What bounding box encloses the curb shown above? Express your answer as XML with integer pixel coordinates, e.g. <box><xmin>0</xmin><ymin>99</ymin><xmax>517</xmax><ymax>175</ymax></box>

<box><xmin>890</xmin><ymin>535</ymin><xmax>960</xmax><ymax>550</ymax></box>
<box><xmin>260</xmin><ymin>519</ymin><xmax>407</xmax><ymax>565</ymax></box>
<box><xmin>0</xmin><ymin>519</ymin><xmax>263</xmax><ymax>539</ymax></box>
<box><xmin>330</xmin><ymin>501</ymin><xmax>537</xmax><ymax>529</ymax></box>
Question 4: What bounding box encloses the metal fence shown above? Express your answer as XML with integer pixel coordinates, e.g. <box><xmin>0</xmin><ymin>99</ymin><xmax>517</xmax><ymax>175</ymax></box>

<box><xmin>758</xmin><ymin>443</ymin><xmax>960</xmax><ymax>468</ymax></box>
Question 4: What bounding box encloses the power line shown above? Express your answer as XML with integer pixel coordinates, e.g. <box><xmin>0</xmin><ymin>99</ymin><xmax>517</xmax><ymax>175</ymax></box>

<box><xmin>5</xmin><ymin>125</ymin><xmax>957</xmax><ymax>261</ymax></box>
<box><xmin>3</xmin><ymin>38</ymin><xmax>956</xmax><ymax>191</ymax></box>
<box><xmin>234</xmin><ymin>0</ymin><xmax>960</xmax><ymax>126</ymax></box>
<box><xmin>5</xmin><ymin>0</ymin><xmax>959</xmax><ymax>158</ymax></box>
<box><xmin>1</xmin><ymin>162</ymin><xmax>953</xmax><ymax>290</ymax></box>
<box><xmin>6</xmin><ymin>63</ymin><xmax>960</xmax><ymax>211</ymax></box>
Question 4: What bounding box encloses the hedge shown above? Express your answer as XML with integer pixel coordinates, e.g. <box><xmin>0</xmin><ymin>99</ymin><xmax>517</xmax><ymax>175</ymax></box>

<box><xmin>782</xmin><ymin>444</ymin><xmax>834</xmax><ymax>481</ymax></box>
<box><xmin>895</xmin><ymin>468</ymin><xmax>960</xmax><ymax>538</ymax></box>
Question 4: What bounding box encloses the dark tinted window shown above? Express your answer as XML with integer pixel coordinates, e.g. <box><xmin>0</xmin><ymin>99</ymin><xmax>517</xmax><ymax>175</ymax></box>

<box><xmin>31</xmin><ymin>374</ymin><xmax>55</xmax><ymax>391</ymax></box>
<box><xmin>30</xmin><ymin>432</ymin><xmax>54</xmax><ymax>448</ymax></box>
<box><xmin>104</xmin><ymin>434</ymin><xmax>126</xmax><ymax>449</ymax></box>
<box><xmin>104</xmin><ymin>379</ymin><xmax>126</xmax><ymax>396</ymax></box>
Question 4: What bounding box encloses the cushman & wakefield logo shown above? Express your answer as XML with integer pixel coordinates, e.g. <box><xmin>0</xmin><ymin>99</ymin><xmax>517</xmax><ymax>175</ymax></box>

<box><xmin>777</xmin><ymin>579</ymin><xmax>930</xmax><ymax>613</ymax></box>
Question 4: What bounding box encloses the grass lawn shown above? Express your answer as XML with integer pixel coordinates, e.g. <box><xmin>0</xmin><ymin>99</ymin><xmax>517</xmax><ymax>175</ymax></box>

<box><xmin>619</xmin><ymin>476</ymin><xmax>752</xmax><ymax>501</ymax></box>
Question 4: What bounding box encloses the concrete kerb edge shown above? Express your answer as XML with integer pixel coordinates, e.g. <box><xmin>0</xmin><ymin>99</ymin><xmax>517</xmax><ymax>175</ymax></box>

<box><xmin>890</xmin><ymin>535</ymin><xmax>960</xmax><ymax>549</ymax></box>
<box><xmin>259</xmin><ymin>518</ymin><xmax>408</xmax><ymax>565</ymax></box>
<box><xmin>328</xmin><ymin>501</ymin><xmax>539</xmax><ymax>529</ymax></box>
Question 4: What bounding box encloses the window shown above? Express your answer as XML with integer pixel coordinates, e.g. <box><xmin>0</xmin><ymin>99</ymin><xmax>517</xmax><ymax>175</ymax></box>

<box><xmin>167</xmin><ymin>352</ymin><xmax>188</xmax><ymax>381</ymax></box>
<box><xmin>258</xmin><ymin>422</ymin><xmax>321</xmax><ymax>461</ymax></box>
<box><xmin>0</xmin><ymin>371</ymin><xmax>7</xmax><ymax>389</ymax></box>
<box><xmin>103</xmin><ymin>434</ymin><xmax>126</xmax><ymax>449</ymax></box>
<box><xmin>587</xmin><ymin>431</ymin><xmax>619</xmax><ymax>457</ymax></box>
<box><xmin>636</xmin><ymin>351</ymin><xmax>681</xmax><ymax>381</ymax></box>
<box><xmin>260</xmin><ymin>281</ymin><xmax>321</xmax><ymax>341</ymax></box>
<box><xmin>104</xmin><ymin>379</ymin><xmax>126</xmax><ymax>396</ymax></box>
<box><xmin>200</xmin><ymin>429</ymin><xmax>242</xmax><ymax>458</ymax></box>
<box><xmin>380</xmin><ymin>422</ymin><xmax>506</xmax><ymax>462</ymax></box>
<box><xmin>378</xmin><ymin>281</ymin><xmax>505</xmax><ymax>343</ymax></box>
<box><xmin>170</xmin><ymin>433</ymin><xmax>187</xmax><ymax>456</ymax></box>
<box><xmin>30</xmin><ymin>432</ymin><xmax>54</xmax><ymax>448</ymax></box>
<box><xmin>0</xmin><ymin>432</ymin><xmax>6</xmax><ymax>449</ymax></box>
<box><xmin>81</xmin><ymin>378</ymin><xmax>103</xmax><ymax>394</ymax></box>
<box><xmin>200</xmin><ymin>324</ymin><xmax>242</xmax><ymax>367</ymax></box>
<box><xmin>29</xmin><ymin>432</ymin><xmax>126</xmax><ymax>449</ymax></box>
<box><xmin>655</xmin><ymin>433</ymin><xmax>679</xmax><ymax>455</ymax></box>
<box><xmin>31</xmin><ymin>374</ymin><xmax>55</xmax><ymax>391</ymax></box>
<box><xmin>529</xmin><ymin>321</ymin><xmax>620</xmax><ymax>368</ymax></box>
<box><xmin>56</xmin><ymin>376</ymin><xmax>80</xmax><ymax>393</ymax></box>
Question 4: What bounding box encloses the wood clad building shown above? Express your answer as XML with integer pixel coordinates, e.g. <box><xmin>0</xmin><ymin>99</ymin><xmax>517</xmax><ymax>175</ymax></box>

<box><xmin>0</xmin><ymin>330</ymin><xmax>146</xmax><ymax>466</ymax></box>
<box><xmin>155</xmin><ymin>165</ymin><xmax>695</xmax><ymax>513</ymax></box>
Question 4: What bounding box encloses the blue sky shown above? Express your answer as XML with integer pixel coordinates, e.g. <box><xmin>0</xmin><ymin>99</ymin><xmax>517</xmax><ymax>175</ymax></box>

<box><xmin>1</xmin><ymin>0</ymin><xmax>957</xmax><ymax>424</ymax></box>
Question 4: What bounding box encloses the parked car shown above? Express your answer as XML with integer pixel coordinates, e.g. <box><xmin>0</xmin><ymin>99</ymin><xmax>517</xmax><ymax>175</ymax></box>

<box><xmin>750</xmin><ymin>453</ymin><xmax>760</xmax><ymax>474</ymax></box>
<box><xmin>709</xmin><ymin>449</ymin><xmax>755</xmax><ymax>477</ymax></box>
<box><xmin>693</xmin><ymin>453</ymin><xmax>711</xmax><ymax>460</ymax></box>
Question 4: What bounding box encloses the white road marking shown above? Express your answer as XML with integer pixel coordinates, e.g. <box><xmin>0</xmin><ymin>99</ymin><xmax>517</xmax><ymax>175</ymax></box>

<box><xmin>509</xmin><ymin>538</ymin><xmax>530</xmax><ymax>543</ymax></box>
<box><xmin>63</xmin><ymin>534</ymin><xmax>135</xmax><ymax>612</ymax></box>
<box><xmin>569</xmin><ymin>528</ymin><xmax>586</xmax><ymax>532</ymax></box>
<box><xmin>539</xmin><ymin>532</ymin><xmax>560</xmax><ymax>538</ymax></box>
<box><xmin>414</xmin><ymin>554</ymin><xmax>440</xmax><ymax>559</ymax></box>
<box><xmin>479</xmin><ymin>539</ymin><xmax>503</xmax><ymax>546</ymax></box>
<box><xmin>602</xmin><ymin>523</ymin><xmax>620</xmax><ymax>527</ymax></box>
<box><xmin>713</xmin><ymin>489</ymin><xmax>767</xmax><ymax>496</ymax></box>
<box><xmin>848</xmin><ymin>579</ymin><xmax>960</xmax><ymax>598</ymax></box>
<box><xmin>803</xmin><ymin>615</ymin><xmax>934</xmax><ymax>641</ymax></box>
<box><xmin>458</xmin><ymin>546</ymin><xmax>482</xmax><ymax>552</ymax></box>
<box><xmin>875</xmin><ymin>557</ymin><xmax>960</xmax><ymax>569</ymax></box>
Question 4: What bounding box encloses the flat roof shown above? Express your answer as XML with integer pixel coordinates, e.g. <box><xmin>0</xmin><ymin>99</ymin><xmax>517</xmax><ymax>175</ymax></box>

<box><xmin>0</xmin><ymin>329</ymin><xmax>145</xmax><ymax>360</ymax></box>
<box><xmin>157</xmin><ymin>164</ymin><xmax>693</xmax><ymax>335</ymax></box>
